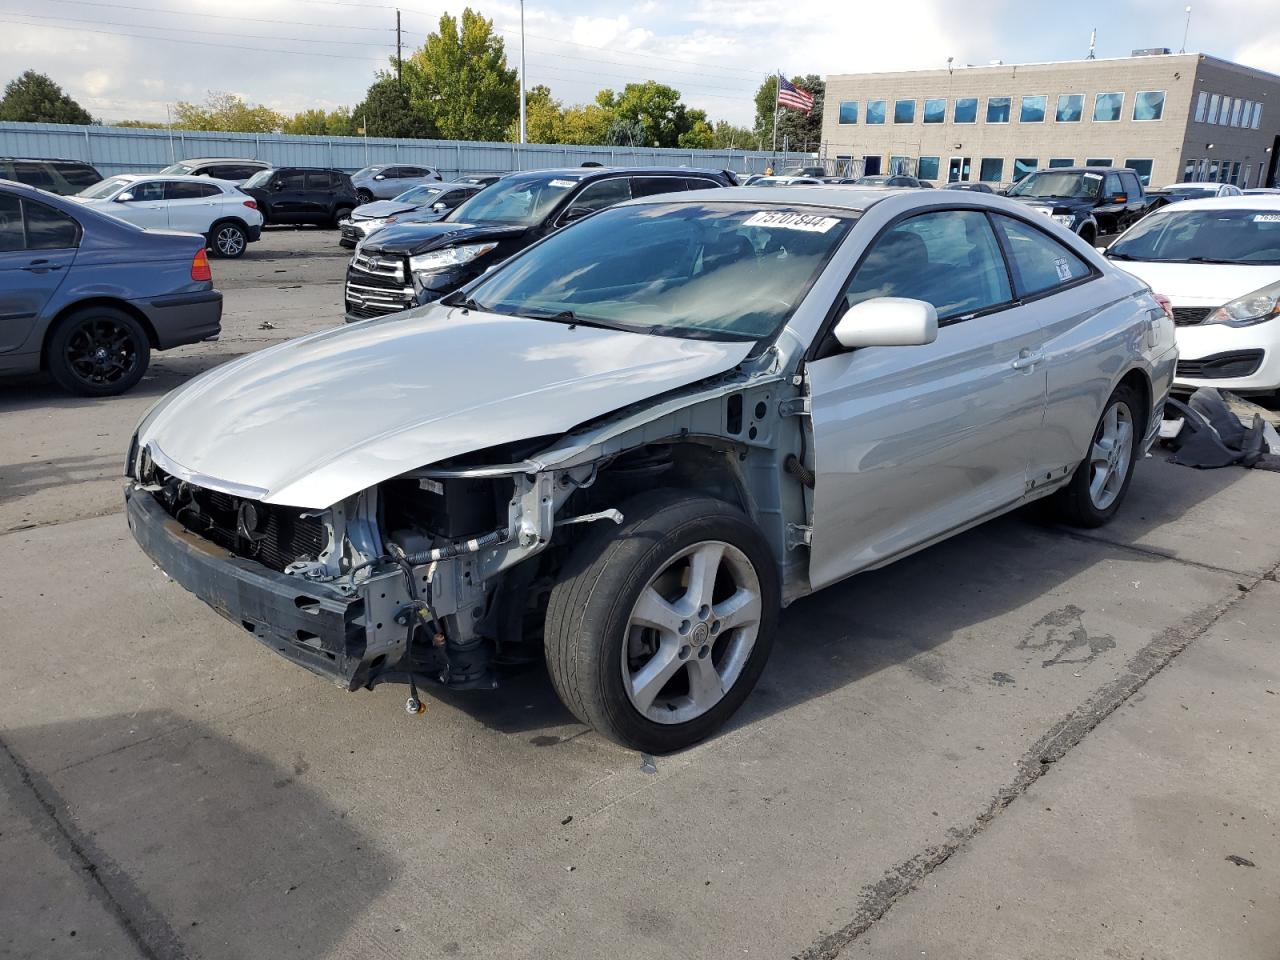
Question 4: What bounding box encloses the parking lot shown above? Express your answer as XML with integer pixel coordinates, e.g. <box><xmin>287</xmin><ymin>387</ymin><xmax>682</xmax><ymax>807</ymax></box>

<box><xmin>2</xmin><ymin>227</ymin><xmax>1278</xmax><ymax>959</ymax></box>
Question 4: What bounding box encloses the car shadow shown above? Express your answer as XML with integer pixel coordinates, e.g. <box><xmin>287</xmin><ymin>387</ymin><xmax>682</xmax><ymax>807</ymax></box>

<box><xmin>424</xmin><ymin>458</ymin><xmax>1251</xmax><ymax>742</ymax></box>
<box><xmin>0</xmin><ymin>352</ymin><xmax>251</xmax><ymax>409</ymax></box>
<box><xmin>2</xmin><ymin>710</ymin><xmax>392</xmax><ymax>960</ymax></box>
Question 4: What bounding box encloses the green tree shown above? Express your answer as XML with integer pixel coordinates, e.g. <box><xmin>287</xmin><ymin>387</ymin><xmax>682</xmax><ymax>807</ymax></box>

<box><xmin>114</xmin><ymin>119</ymin><xmax>166</xmax><ymax>129</ymax></box>
<box><xmin>0</xmin><ymin>70</ymin><xmax>93</xmax><ymax>124</ymax></box>
<box><xmin>283</xmin><ymin>107</ymin><xmax>356</xmax><ymax>136</ymax></box>
<box><xmin>352</xmin><ymin>76</ymin><xmax>435</xmax><ymax>139</ymax></box>
<box><xmin>607</xmin><ymin>81</ymin><xmax>700</xmax><ymax>148</ymax></box>
<box><xmin>560</xmin><ymin>90</ymin><xmax>615</xmax><ymax>145</ymax></box>
<box><xmin>407</xmin><ymin>8</ymin><xmax>518</xmax><ymax>141</ymax></box>
<box><xmin>710</xmin><ymin>120</ymin><xmax>757</xmax><ymax>150</ymax></box>
<box><xmin>677</xmin><ymin>110</ymin><xmax>714</xmax><ymax>149</ymax></box>
<box><xmin>753</xmin><ymin>74</ymin><xmax>825</xmax><ymax>151</ymax></box>
<box><xmin>508</xmin><ymin>84</ymin><xmax>564</xmax><ymax>143</ymax></box>
<box><xmin>174</xmin><ymin>92</ymin><xmax>282</xmax><ymax>133</ymax></box>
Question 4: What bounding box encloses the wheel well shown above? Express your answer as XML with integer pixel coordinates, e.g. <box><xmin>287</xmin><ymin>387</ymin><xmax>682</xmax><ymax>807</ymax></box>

<box><xmin>41</xmin><ymin>298</ymin><xmax>158</xmax><ymax>369</ymax></box>
<box><xmin>209</xmin><ymin>216</ymin><xmax>249</xmax><ymax>233</ymax></box>
<box><xmin>1078</xmin><ymin>222</ymin><xmax>1096</xmax><ymax>242</ymax></box>
<box><xmin>589</xmin><ymin>441</ymin><xmax>748</xmax><ymax>513</ymax></box>
<box><xmin>1119</xmin><ymin>368</ymin><xmax>1153</xmax><ymax>437</ymax></box>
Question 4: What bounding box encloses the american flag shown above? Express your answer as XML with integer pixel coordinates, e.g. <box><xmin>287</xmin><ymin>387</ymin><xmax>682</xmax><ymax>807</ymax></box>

<box><xmin>777</xmin><ymin>76</ymin><xmax>815</xmax><ymax>114</ymax></box>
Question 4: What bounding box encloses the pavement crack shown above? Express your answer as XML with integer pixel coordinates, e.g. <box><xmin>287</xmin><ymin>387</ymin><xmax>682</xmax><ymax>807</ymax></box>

<box><xmin>1048</xmin><ymin>525</ymin><xmax>1255</xmax><ymax>578</ymax></box>
<box><xmin>0</xmin><ymin>735</ymin><xmax>190</xmax><ymax>960</ymax></box>
<box><xmin>794</xmin><ymin>566</ymin><xmax>1269</xmax><ymax>960</ymax></box>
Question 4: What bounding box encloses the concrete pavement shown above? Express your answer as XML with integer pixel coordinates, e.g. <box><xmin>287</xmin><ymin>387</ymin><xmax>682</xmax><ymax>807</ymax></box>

<box><xmin>1</xmin><ymin>229</ymin><xmax>1277</xmax><ymax>960</ymax></box>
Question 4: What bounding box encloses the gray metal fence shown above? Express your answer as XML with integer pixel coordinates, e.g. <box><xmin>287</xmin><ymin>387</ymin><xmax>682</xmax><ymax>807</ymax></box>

<box><xmin>0</xmin><ymin>121</ymin><xmax>811</xmax><ymax>179</ymax></box>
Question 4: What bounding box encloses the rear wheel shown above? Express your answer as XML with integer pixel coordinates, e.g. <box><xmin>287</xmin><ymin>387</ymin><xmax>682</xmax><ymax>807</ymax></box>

<box><xmin>46</xmin><ymin>306</ymin><xmax>150</xmax><ymax>396</ymax></box>
<box><xmin>356</xmin><ymin>189</ymin><xmax>374</xmax><ymax>204</ymax></box>
<box><xmin>209</xmin><ymin>220</ymin><xmax>247</xmax><ymax>258</ymax></box>
<box><xmin>332</xmin><ymin>205</ymin><xmax>354</xmax><ymax>228</ymax></box>
<box><xmin>544</xmin><ymin>490</ymin><xmax>779</xmax><ymax>753</ymax></box>
<box><xmin>1055</xmin><ymin>383</ymin><xmax>1141</xmax><ymax>527</ymax></box>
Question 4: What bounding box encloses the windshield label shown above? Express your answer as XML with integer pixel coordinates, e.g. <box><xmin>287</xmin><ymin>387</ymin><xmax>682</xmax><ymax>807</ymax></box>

<box><xmin>548</xmin><ymin>179</ymin><xmax>577</xmax><ymax>188</ymax></box>
<box><xmin>1083</xmin><ymin>173</ymin><xmax>1103</xmax><ymax>180</ymax></box>
<box><xmin>1254</xmin><ymin>213</ymin><xmax>1280</xmax><ymax>223</ymax></box>
<box><xmin>744</xmin><ymin>211</ymin><xmax>840</xmax><ymax>232</ymax></box>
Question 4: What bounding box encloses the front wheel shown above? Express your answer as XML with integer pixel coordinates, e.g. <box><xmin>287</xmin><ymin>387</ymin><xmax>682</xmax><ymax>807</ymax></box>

<box><xmin>544</xmin><ymin>490</ymin><xmax>779</xmax><ymax>753</ymax></box>
<box><xmin>1054</xmin><ymin>383</ymin><xmax>1141</xmax><ymax>527</ymax></box>
<box><xmin>46</xmin><ymin>306</ymin><xmax>150</xmax><ymax>396</ymax></box>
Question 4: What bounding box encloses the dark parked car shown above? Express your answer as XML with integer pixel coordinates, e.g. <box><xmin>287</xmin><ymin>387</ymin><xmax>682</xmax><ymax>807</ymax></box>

<box><xmin>944</xmin><ymin>182</ymin><xmax>996</xmax><ymax>193</ymax></box>
<box><xmin>344</xmin><ymin>166</ymin><xmax>734</xmax><ymax>321</ymax></box>
<box><xmin>457</xmin><ymin>173</ymin><xmax>502</xmax><ymax>188</ymax></box>
<box><xmin>0</xmin><ymin>179</ymin><xmax>222</xmax><ymax>395</ymax></box>
<box><xmin>240</xmin><ymin>167</ymin><xmax>358</xmax><ymax>227</ymax></box>
<box><xmin>1005</xmin><ymin>166</ymin><xmax>1157</xmax><ymax>243</ymax></box>
<box><xmin>0</xmin><ymin>157</ymin><xmax>102</xmax><ymax>195</ymax></box>
<box><xmin>158</xmin><ymin>157</ymin><xmax>270</xmax><ymax>184</ymax></box>
<box><xmin>853</xmin><ymin>174</ymin><xmax>929</xmax><ymax>188</ymax></box>
<box><xmin>338</xmin><ymin>182</ymin><xmax>484</xmax><ymax>248</ymax></box>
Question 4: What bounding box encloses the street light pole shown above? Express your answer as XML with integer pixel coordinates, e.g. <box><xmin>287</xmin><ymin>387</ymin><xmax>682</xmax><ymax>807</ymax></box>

<box><xmin>1180</xmin><ymin>5</ymin><xmax>1192</xmax><ymax>54</ymax></box>
<box><xmin>519</xmin><ymin>0</ymin><xmax>527</xmax><ymax>145</ymax></box>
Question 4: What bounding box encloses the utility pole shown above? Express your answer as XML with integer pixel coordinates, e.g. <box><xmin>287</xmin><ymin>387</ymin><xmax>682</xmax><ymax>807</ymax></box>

<box><xmin>396</xmin><ymin>9</ymin><xmax>402</xmax><ymax>87</ymax></box>
<box><xmin>518</xmin><ymin>0</ymin><xmax>527</xmax><ymax>144</ymax></box>
<box><xmin>1180</xmin><ymin>5</ymin><xmax>1192</xmax><ymax>54</ymax></box>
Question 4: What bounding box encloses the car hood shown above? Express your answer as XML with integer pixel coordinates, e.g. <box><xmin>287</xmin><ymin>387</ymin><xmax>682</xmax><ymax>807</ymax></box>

<box><xmin>1107</xmin><ymin>260</ymin><xmax>1280</xmax><ymax>305</ymax></box>
<box><xmin>1007</xmin><ymin>196</ymin><xmax>1093</xmax><ymax>215</ymax></box>
<box><xmin>352</xmin><ymin>199</ymin><xmax>420</xmax><ymax>219</ymax></box>
<box><xmin>137</xmin><ymin>308</ymin><xmax>753</xmax><ymax>508</ymax></box>
<box><xmin>359</xmin><ymin>220</ymin><xmax>527</xmax><ymax>255</ymax></box>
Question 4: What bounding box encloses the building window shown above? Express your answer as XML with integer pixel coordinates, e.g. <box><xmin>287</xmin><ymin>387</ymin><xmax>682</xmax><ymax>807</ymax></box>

<box><xmin>838</xmin><ymin>100</ymin><xmax>859</xmax><ymax>124</ymax></box>
<box><xmin>1195</xmin><ymin>91</ymin><xmax>1208</xmax><ymax>122</ymax></box>
<box><xmin>1206</xmin><ymin>159</ymin><xmax>1220</xmax><ymax>181</ymax></box>
<box><xmin>1124</xmin><ymin>159</ymin><xmax>1154</xmax><ymax>186</ymax></box>
<box><xmin>979</xmin><ymin>157</ymin><xmax>1004</xmax><ymax>182</ymax></box>
<box><xmin>894</xmin><ymin>99</ymin><xmax>916</xmax><ymax>124</ymax></box>
<box><xmin>1055</xmin><ymin>94</ymin><xmax>1084</xmax><ymax>122</ymax></box>
<box><xmin>1086</xmin><ymin>158</ymin><xmax>1113</xmax><ymax>167</ymax></box>
<box><xmin>1183</xmin><ymin>158</ymin><xmax>1197</xmax><ymax>180</ymax></box>
<box><xmin>1230</xmin><ymin>160</ymin><xmax>1242</xmax><ymax>184</ymax></box>
<box><xmin>986</xmin><ymin>97</ymin><xmax>1011</xmax><ymax>123</ymax></box>
<box><xmin>923</xmin><ymin>98</ymin><xmax>946</xmax><ymax>124</ymax></box>
<box><xmin>1012</xmin><ymin>158</ymin><xmax>1038</xmax><ymax>181</ymax></box>
<box><xmin>1231</xmin><ymin>99</ymin><xmax>1244</xmax><ymax>127</ymax></box>
<box><xmin>1093</xmin><ymin>93</ymin><xmax>1123</xmax><ymax>122</ymax></box>
<box><xmin>889</xmin><ymin>155</ymin><xmax>912</xmax><ymax>174</ymax></box>
<box><xmin>1019</xmin><ymin>95</ymin><xmax>1047</xmax><ymax>123</ymax></box>
<box><xmin>954</xmin><ymin>97</ymin><xmax>978</xmax><ymax>123</ymax></box>
<box><xmin>1219</xmin><ymin>96</ymin><xmax>1233</xmax><ymax>125</ymax></box>
<box><xmin>1133</xmin><ymin>91</ymin><xmax>1165</xmax><ymax>121</ymax></box>
<box><xmin>918</xmin><ymin>156</ymin><xmax>940</xmax><ymax>181</ymax></box>
<box><xmin>1243</xmin><ymin>164</ymin><xmax>1253</xmax><ymax>188</ymax></box>
<box><xmin>1252</xmin><ymin>102</ymin><xmax>1263</xmax><ymax>129</ymax></box>
<box><xmin>1207</xmin><ymin>93</ymin><xmax>1220</xmax><ymax>123</ymax></box>
<box><xmin>1048</xmin><ymin>158</ymin><xmax>1075</xmax><ymax>168</ymax></box>
<box><xmin>866</xmin><ymin>100</ymin><xmax>886</xmax><ymax>124</ymax></box>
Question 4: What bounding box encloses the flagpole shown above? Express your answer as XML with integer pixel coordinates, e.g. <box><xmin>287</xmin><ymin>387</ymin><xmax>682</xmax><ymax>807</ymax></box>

<box><xmin>771</xmin><ymin>70</ymin><xmax>781</xmax><ymax>153</ymax></box>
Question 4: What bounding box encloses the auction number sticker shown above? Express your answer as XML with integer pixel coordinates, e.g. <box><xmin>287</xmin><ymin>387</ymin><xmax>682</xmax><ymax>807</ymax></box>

<box><xmin>549</xmin><ymin>179</ymin><xmax>578</xmax><ymax>188</ymax></box>
<box><xmin>1053</xmin><ymin>257</ymin><xmax>1073</xmax><ymax>282</ymax></box>
<box><xmin>1254</xmin><ymin>213</ymin><xmax>1280</xmax><ymax>222</ymax></box>
<box><xmin>743</xmin><ymin>211</ymin><xmax>840</xmax><ymax>232</ymax></box>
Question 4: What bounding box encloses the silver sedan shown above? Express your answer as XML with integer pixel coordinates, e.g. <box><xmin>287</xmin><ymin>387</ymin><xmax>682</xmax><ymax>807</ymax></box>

<box><xmin>126</xmin><ymin>188</ymin><xmax>1177</xmax><ymax>753</ymax></box>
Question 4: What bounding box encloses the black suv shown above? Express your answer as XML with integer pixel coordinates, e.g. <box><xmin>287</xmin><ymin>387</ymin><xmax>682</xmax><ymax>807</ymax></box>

<box><xmin>0</xmin><ymin>157</ymin><xmax>102</xmax><ymax>195</ymax></box>
<box><xmin>1004</xmin><ymin>166</ymin><xmax>1157</xmax><ymax>242</ymax></box>
<box><xmin>239</xmin><ymin>167</ymin><xmax>359</xmax><ymax>227</ymax></box>
<box><xmin>344</xmin><ymin>166</ymin><xmax>733</xmax><ymax>321</ymax></box>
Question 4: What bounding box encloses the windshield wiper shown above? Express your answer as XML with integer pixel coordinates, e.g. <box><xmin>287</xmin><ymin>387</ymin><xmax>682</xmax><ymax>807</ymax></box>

<box><xmin>442</xmin><ymin>291</ymin><xmax>485</xmax><ymax>311</ymax></box>
<box><xmin>1105</xmin><ymin>251</ymin><xmax>1137</xmax><ymax>260</ymax></box>
<box><xmin>1185</xmin><ymin>256</ymin><xmax>1240</xmax><ymax>264</ymax></box>
<box><xmin>515</xmin><ymin>309</ymin><xmax>621</xmax><ymax>331</ymax></box>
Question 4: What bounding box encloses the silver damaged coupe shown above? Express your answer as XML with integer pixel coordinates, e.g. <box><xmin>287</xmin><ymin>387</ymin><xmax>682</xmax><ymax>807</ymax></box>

<box><xmin>126</xmin><ymin>187</ymin><xmax>1177</xmax><ymax>753</ymax></box>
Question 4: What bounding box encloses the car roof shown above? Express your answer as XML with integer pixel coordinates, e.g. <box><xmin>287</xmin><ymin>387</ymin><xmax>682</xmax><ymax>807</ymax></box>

<box><xmin>107</xmin><ymin>173</ymin><xmax>235</xmax><ymax>182</ymax></box>
<box><xmin>506</xmin><ymin>166</ymin><xmax>727</xmax><ymax>180</ymax></box>
<box><xmin>1151</xmin><ymin>195</ymin><xmax>1280</xmax><ymax>211</ymax></box>
<box><xmin>174</xmin><ymin>157</ymin><xmax>268</xmax><ymax>165</ymax></box>
<box><xmin>623</xmin><ymin>185</ymin><xmax>911</xmax><ymax>212</ymax></box>
<box><xmin>0</xmin><ymin>156</ymin><xmax>93</xmax><ymax>164</ymax></box>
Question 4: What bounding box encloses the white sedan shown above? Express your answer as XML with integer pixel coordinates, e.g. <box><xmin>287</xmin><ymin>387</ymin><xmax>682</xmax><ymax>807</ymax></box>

<box><xmin>72</xmin><ymin>174</ymin><xmax>264</xmax><ymax>258</ymax></box>
<box><xmin>1105</xmin><ymin>196</ymin><xmax>1280</xmax><ymax>393</ymax></box>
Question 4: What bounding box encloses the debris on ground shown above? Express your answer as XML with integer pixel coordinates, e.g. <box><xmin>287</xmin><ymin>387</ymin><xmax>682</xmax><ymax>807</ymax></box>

<box><xmin>1161</xmin><ymin>389</ymin><xmax>1280</xmax><ymax>470</ymax></box>
<box><xmin>1225</xmin><ymin>855</ymin><xmax>1257</xmax><ymax>867</ymax></box>
<box><xmin>258</xmin><ymin>321</ymin><xmax>276</xmax><ymax>330</ymax></box>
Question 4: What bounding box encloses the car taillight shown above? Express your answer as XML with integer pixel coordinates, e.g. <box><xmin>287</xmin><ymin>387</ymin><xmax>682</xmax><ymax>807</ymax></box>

<box><xmin>1153</xmin><ymin>293</ymin><xmax>1174</xmax><ymax>321</ymax></box>
<box><xmin>242</xmin><ymin>198</ymin><xmax>258</xmax><ymax>210</ymax></box>
<box><xmin>191</xmin><ymin>249</ymin><xmax>212</xmax><ymax>282</ymax></box>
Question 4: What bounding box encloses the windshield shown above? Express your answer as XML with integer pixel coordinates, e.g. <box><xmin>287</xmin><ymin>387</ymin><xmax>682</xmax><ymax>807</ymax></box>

<box><xmin>855</xmin><ymin>176</ymin><xmax>890</xmax><ymax>185</ymax></box>
<box><xmin>461</xmin><ymin>202</ymin><xmax>856</xmax><ymax>340</ymax></box>
<box><xmin>1162</xmin><ymin>185</ymin><xmax>1216</xmax><ymax>197</ymax></box>
<box><xmin>1007</xmin><ymin>171</ymin><xmax>1101</xmax><ymax>199</ymax></box>
<box><xmin>445</xmin><ymin>173</ymin><xmax>579</xmax><ymax>226</ymax></box>
<box><xmin>353</xmin><ymin>166</ymin><xmax>384</xmax><ymax>179</ymax></box>
<box><xmin>159</xmin><ymin>162</ymin><xmax>194</xmax><ymax>175</ymax></box>
<box><xmin>395</xmin><ymin>185</ymin><xmax>442</xmax><ymax>204</ymax></box>
<box><xmin>77</xmin><ymin>176</ymin><xmax>132</xmax><ymax>199</ymax></box>
<box><xmin>242</xmin><ymin>169</ymin><xmax>274</xmax><ymax>189</ymax></box>
<box><xmin>1108</xmin><ymin>208</ymin><xmax>1280</xmax><ymax>264</ymax></box>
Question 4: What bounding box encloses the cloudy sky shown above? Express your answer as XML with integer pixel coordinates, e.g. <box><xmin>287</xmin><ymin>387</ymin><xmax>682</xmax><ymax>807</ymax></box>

<box><xmin>1</xmin><ymin>0</ymin><xmax>1278</xmax><ymax>128</ymax></box>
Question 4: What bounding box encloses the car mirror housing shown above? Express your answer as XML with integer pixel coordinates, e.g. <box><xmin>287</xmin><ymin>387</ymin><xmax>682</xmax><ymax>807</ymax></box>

<box><xmin>561</xmin><ymin>206</ymin><xmax>592</xmax><ymax>224</ymax></box>
<box><xmin>431</xmin><ymin>202</ymin><xmax>447</xmax><ymax>212</ymax></box>
<box><xmin>1112</xmin><ymin>193</ymin><xmax>1128</xmax><ymax>203</ymax></box>
<box><xmin>116</xmin><ymin>192</ymin><xmax>134</xmax><ymax>202</ymax></box>
<box><xmin>834</xmin><ymin>297</ymin><xmax>939</xmax><ymax>349</ymax></box>
<box><xmin>374</xmin><ymin>174</ymin><xmax>386</xmax><ymax>181</ymax></box>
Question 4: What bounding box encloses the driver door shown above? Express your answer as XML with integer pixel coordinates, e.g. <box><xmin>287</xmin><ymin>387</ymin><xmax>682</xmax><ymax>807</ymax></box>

<box><xmin>115</xmin><ymin>180</ymin><xmax>169</xmax><ymax>229</ymax></box>
<box><xmin>804</xmin><ymin>208</ymin><xmax>1049</xmax><ymax>589</ymax></box>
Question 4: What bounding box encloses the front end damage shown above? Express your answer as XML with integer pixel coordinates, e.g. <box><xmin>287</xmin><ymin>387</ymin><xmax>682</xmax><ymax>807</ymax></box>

<box><xmin>125</xmin><ymin>361</ymin><xmax>809</xmax><ymax>698</ymax></box>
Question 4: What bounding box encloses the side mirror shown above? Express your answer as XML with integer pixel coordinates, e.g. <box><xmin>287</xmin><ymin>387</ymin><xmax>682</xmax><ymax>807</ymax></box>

<box><xmin>272</xmin><ymin>181</ymin><xmax>285</xmax><ymax>191</ymax></box>
<box><xmin>561</xmin><ymin>206</ymin><xmax>592</xmax><ymax>224</ymax></box>
<box><xmin>833</xmin><ymin>297</ymin><xmax>938</xmax><ymax>349</ymax></box>
<box><xmin>1111</xmin><ymin>193</ymin><xmax>1128</xmax><ymax>203</ymax></box>
<box><xmin>374</xmin><ymin>174</ymin><xmax>386</xmax><ymax>181</ymax></box>
<box><xmin>116</xmin><ymin>192</ymin><xmax>134</xmax><ymax>202</ymax></box>
<box><xmin>431</xmin><ymin>202</ymin><xmax>447</xmax><ymax>212</ymax></box>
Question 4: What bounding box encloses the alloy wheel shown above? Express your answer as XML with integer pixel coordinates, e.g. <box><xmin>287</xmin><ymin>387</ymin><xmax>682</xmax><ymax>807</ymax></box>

<box><xmin>622</xmin><ymin>540</ymin><xmax>762</xmax><ymax>725</ymax></box>
<box><xmin>63</xmin><ymin>317</ymin><xmax>141</xmax><ymax>389</ymax></box>
<box><xmin>1088</xmin><ymin>399</ymin><xmax>1134</xmax><ymax>510</ymax></box>
<box><xmin>215</xmin><ymin>225</ymin><xmax>245</xmax><ymax>256</ymax></box>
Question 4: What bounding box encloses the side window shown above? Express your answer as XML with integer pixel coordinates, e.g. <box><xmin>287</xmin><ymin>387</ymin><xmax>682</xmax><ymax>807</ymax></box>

<box><xmin>630</xmin><ymin>177</ymin><xmax>688</xmax><ymax>199</ymax></box>
<box><xmin>304</xmin><ymin>172</ymin><xmax>331</xmax><ymax>191</ymax></box>
<box><xmin>992</xmin><ymin>215</ymin><xmax>1091</xmax><ymax>298</ymax></box>
<box><xmin>206</xmin><ymin>166</ymin><xmax>236</xmax><ymax>179</ymax></box>
<box><xmin>566</xmin><ymin>178</ymin><xmax>631</xmax><ymax>216</ymax></box>
<box><xmin>685</xmin><ymin>177</ymin><xmax>721</xmax><ymax>191</ymax></box>
<box><xmin>54</xmin><ymin>163</ymin><xmax>101</xmax><ymax>189</ymax></box>
<box><xmin>1120</xmin><ymin>171</ymin><xmax>1142</xmax><ymax>197</ymax></box>
<box><xmin>1104</xmin><ymin>173</ymin><xmax>1123</xmax><ymax>198</ymax></box>
<box><xmin>0</xmin><ymin>193</ymin><xmax>23</xmax><ymax>252</ymax></box>
<box><xmin>844</xmin><ymin>209</ymin><xmax>1012</xmax><ymax>322</ymax></box>
<box><xmin>279</xmin><ymin>171</ymin><xmax>306</xmax><ymax>190</ymax></box>
<box><xmin>165</xmin><ymin>181</ymin><xmax>219</xmax><ymax>200</ymax></box>
<box><xmin>11</xmin><ymin>162</ymin><xmax>57</xmax><ymax>191</ymax></box>
<box><xmin>228</xmin><ymin>165</ymin><xmax>259</xmax><ymax>180</ymax></box>
<box><xmin>24</xmin><ymin>198</ymin><xmax>80</xmax><ymax>250</ymax></box>
<box><xmin>131</xmin><ymin>181</ymin><xmax>166</xmax><ymax>202</ymax></box>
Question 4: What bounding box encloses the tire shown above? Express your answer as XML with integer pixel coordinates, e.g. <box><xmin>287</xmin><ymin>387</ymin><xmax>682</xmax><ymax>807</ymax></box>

<box><xmin>1054</xmin><ymin>382</ymin><xmax>1142</xmax><ymax>528</ymax></box>
<box><xmin>356</xmin><ymin>189</ymin><xmax>374</xmax><ymax>204</ymax></box>
<box><xmin>331</xmin><ymin>206</ymin><xmax>354</xmax><ymax>228</ymax></box>
<box><xmin>544</xmin><ymin>490</ymin><xmax>780</xmax><ymax>753</ymax></box>
<box><xmin>1078</xmin><ymin>225</ymin><xmax>1097</xmax><ymax>246</ymax></box>
<box><xmin>208</xmin><ymin>220</ymin><xmax>248</xmax><ymax>258</ymax></box>
<box><xmin>46</xmin><ymin>306</ymin><xmax>150</xmax><ymax>397</ymax></box>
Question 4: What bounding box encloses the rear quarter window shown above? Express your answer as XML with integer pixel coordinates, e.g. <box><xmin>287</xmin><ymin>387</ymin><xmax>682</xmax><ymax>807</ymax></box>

<box><xmin>24</xmin><ymin>198</ymin><xmax>80</xmax><ymax>249</ymax></box>
<box><xmin>52</xmin><ymin>163</ymin><xmax>101</xmax><ymax>188</ymax></box>
<box><xmin>993</xmin><ymin>214</ymin><xmax>1092</xmax><ymax>297</ymax></box>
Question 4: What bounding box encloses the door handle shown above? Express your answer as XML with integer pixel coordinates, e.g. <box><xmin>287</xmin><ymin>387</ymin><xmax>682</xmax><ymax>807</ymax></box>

<box><xmin>21</xmin><ymin>259</ymin><xmax>63</xmax><ymax>273</ymax></box>
<box><xmin>1011</xmin><ymin>350</ymin><xmax>1044</xmax><ymax>370</ymax></box>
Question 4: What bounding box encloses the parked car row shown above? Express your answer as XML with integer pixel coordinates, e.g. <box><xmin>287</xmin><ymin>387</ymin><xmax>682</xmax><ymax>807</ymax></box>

<box><xmin>126</xmin><ymin>180</ymin><xmax>1179</xmax><ymax>753</ymax></box>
